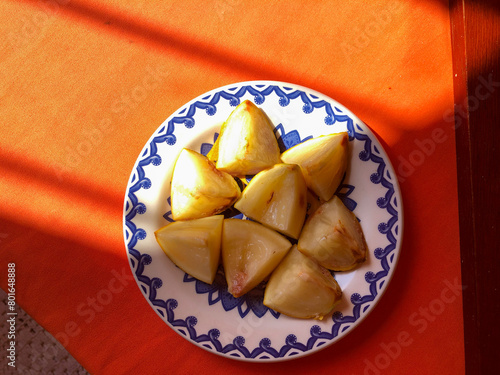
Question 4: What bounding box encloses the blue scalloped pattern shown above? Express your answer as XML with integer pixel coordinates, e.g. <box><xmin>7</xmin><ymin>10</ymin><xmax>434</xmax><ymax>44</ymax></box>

<box><xmin>124</xmin><ymin>84</ymin><xmax>399</xmax><ymax>359</ymax></box>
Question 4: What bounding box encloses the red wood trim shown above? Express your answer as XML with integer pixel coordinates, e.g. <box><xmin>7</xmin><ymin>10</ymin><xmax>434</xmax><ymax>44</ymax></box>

<box><xmin>450</xmin><ymin>0</ymin><xmax>500</xmax><ymax>373</ymax></box>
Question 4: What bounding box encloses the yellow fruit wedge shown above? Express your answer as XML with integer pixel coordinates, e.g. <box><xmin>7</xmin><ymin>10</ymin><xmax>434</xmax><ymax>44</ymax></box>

<box><xmin>263</xmin><ymin>246</ymin><xmax>342</xmax><ymax>320</ymax></box>
<box><xmin>298</xmin><ymin>195</ymin><xmax>367</xmax><ymax>271</ymax></box>
<box><xmin>233</xmin><ymin>163</ymin><xmax>307</xmax><ymax>239</ymax></box>
<box><xmin>170</xmin><ymin>148</ymin><xmax>241</xmax><ymax>221</ymax></box>
<box><xmin>155</xmin><ymin>215</ymin><xmax>224</xmax><ymax>284</ymax></box>
<box><xmin>222</xmin><ymin>219</ymin><xmax>292</xmax><ymax>298</ymax></box>
<box><xmin>280</xmin><ymin>132</ymin><xmax>348</xmax><ymax>202</ymax></box>
<box><xmin>216</xmin><ymin>100</ymin><xmax>281</xmax><ymax>177</ymax></box>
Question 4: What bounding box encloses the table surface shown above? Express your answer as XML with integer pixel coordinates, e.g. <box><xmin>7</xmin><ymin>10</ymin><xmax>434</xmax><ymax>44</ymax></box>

<box><xmin>0</xmin><ymin>0</ymin><xmax>497</xmax><ymax>374</ymax></box>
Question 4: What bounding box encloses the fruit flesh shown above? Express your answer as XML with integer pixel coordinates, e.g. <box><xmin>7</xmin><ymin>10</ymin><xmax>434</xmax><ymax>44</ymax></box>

<box><xmin>298</xmin><ymin>195</ymin><xmax>367</xmax><ymax>271</ymax></box>
<box><xmin>263</xmin><ymin>246</ymin><xmax>342</xmax><ymax>320</ymax></box>
<box><xmin>222</xmin><ymin>219</ymin><xmax>292</xmax><ymax>297</ymax></box>
<box><xmin>155</xmin><ymin>215</ymin><xmax>224</xmax><ymax>284</ymax></box>
<box><xmin>233</xmin><ymin>163</ymin><xmax>307</xmax><ymax>239</ymax></box>
<box><xmin>281</xmin><ymin>132</ymin><xmax>348</xmax><ymax>202</ymax></box>
<box><xmin>170</xmin><ymin>148</ymin><xmax>241</xmax><ymax>221</ymax></box>
<box><xmin>216</xmin><ymin>100</ymin><xmax>281</xmax><ymax>176</ymax></box>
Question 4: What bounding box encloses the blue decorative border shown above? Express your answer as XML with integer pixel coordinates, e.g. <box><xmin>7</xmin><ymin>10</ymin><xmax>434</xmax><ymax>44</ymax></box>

<box><xmin>124</xmin><ymin>83</ymin><xmax>400</xmax><ymax>360</ymax></box>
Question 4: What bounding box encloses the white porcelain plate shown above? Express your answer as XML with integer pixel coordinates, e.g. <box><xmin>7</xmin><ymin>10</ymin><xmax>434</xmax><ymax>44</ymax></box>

<box><xmin>123</xmin><ymin>81</ymin><xmax>403</xmax><ymax>362</ymax></box>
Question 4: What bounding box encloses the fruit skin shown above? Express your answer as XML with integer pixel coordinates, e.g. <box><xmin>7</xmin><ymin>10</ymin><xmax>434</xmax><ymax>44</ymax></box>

<box><xmin>233</xmin><ymin>163</ymin><xmax>307</xmax><ymax>239</ymax></box>
<box><xmin>170</xmin><ymin>148</ymin><xmax>241</xmax><ymax>221</ymax></box>
<box><xmin>222</xmin><ymin>219</ymin><xmax>292</xmax><ymax>298</ymax></box>
<box><xmin>263</xmin><ymin>246</ymin><xmax>342</xmax><ymax>320</ymax></box>
<box><xmin>216</xmin><ymin>100</ymin><xmax>281</xmax><ymax>177</ymax></box>
<box><xmin>298</xmin><ymin>195</ymin><xmax>367</xmax><ymax>271</ymax></box>
<box><xmin>280</xmin><ymin>132</ymin><xmax>348</xmax><ymax>202</ymax></box>
<box><xmin>155</xmin><ymin>215</ymin><xmax>224</xmax><ymax>284</ymax></box>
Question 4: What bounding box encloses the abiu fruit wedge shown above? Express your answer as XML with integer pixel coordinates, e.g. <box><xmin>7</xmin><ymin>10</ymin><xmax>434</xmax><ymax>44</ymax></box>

<box><xmin>215</xmin><ymin>100</ymin><xmax>281</xmax><ymax>176</ymax></box>
<box><xmin>222</xmin><ymin>219</ymin><xmax>292</xmax><ymax>298</ymax></box>
<box><xmin>170</xmin><ymin>148</ymin><xmax>241</xmax><ymax>221</ymax></box>
<box><xmin>234</xmin><ymin>163</ymin><xmax>307</xmax><ymax>239</ymax></box>
<box><xmin>155</xmin><ymin>215</ymin><xmax>224</xmax><ymax>284</ymax></box>
<box><xmin>298</xmin><ymin>195</ymin><xmax>367</xmax><ymax>271</ymax></box>
<box><xmin>264</xmin><ymin>246</ymin><xmax>342</xmax><ymax>320</ymax></box>
<box><xmin>281</xmin><ymin>132</ymin><xmax>348</xmax><ymax>202</ymax></box>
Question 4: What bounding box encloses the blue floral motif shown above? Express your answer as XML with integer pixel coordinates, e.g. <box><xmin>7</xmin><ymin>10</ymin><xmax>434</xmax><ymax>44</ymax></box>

<box><xmin>200</xmin><ymin>132</ymin><xmax>219</xmax><ymax>156</ymax></box>
<box><xmin>124</xmin><ymin>83</ymin><xmax>400</xmax><ymax>360</ymax></box>
<box><xmin>336</xmin><ymin>183</ymin><xmax>357</xmax><ymax>212</ymax></box>
<box><xmin>273</xmin><ymin>123</ymin><xmax>313</xmax><ymax>152</ymax></box>
<box><xmin>185</xmin><ymin>267</ymin><xmax>279</xmax><ymax>319</ymax></box>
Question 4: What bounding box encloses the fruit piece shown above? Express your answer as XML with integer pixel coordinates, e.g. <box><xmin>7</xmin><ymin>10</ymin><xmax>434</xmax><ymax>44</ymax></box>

<box><xmin>233</xmin><ymin>163</ymin><xmax>307</xmax><ymax>239</ymax></box>
<box><xmin>216</xmin><ymin>100</ymin><xmax>281</xmax><ymax>176</ymax></box>
<box><xmin>155</xmin><ymin>215</ymin><xmax>224</xmax><ymax>284</ymax></box>
<box><xmin>298</xmin><ymin>195</ymin><xmax>367</xmax><ymax>271</ymax></box>
<box><xmin>222</xmin><ymin>219</ymin><xmax>292</xmax><ymax>298</ymax></box>
<box><xmin>263</xmin><ymin>246</ymin><xmax>342</xmax><ymax>320</ymax></box>
<box><xmin>170</xmin><ymin>148</ymin><xmax>241</xmax><ymax>221</ymax></box>
<box><xmin>280</xmin><ymin>132</ymin><xmax>348</xmax><ymax>202</ymax></box>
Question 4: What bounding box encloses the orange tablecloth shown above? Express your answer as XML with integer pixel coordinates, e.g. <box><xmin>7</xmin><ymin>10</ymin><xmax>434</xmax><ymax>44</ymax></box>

<box><xmin>1</xmin><ymin>0</ymin><xmax>464</xmax><ymax>373</ymax></box>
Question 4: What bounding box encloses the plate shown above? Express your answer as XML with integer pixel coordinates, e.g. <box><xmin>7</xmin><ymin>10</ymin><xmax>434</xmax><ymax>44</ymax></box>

<box><xmin>123</xmin><ymin>81</ymin><xmax>403</xmax><ymax>361</ymax></box>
